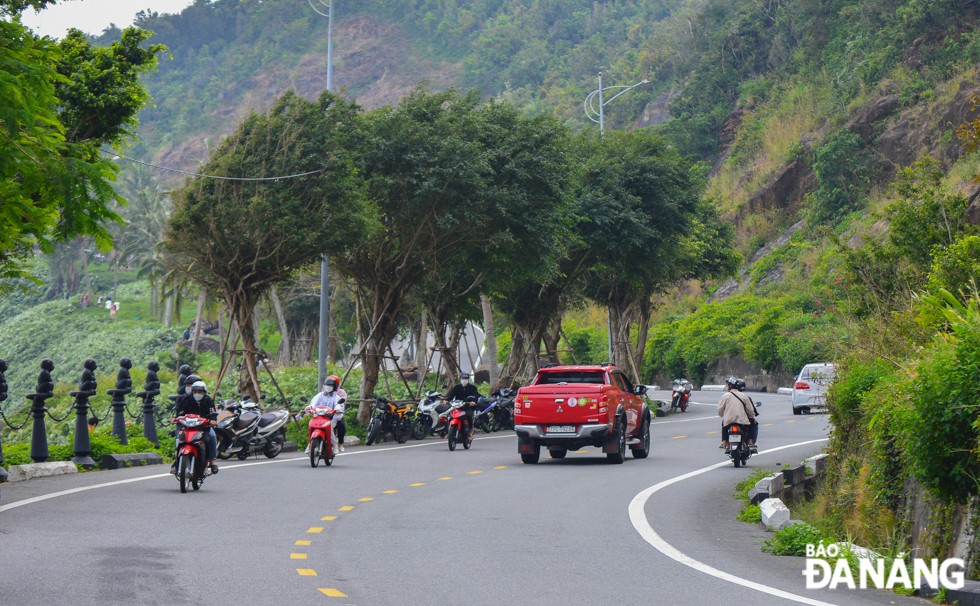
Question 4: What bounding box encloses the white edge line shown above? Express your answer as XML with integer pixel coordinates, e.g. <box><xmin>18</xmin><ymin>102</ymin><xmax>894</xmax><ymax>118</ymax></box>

<box><xmin>628</xmin><ymin>438</ymin><xmax>836</xmax><ymax>606</ymax></box>
<box><xmin>0</xmin><ymin>433</ymin><xmax>516</xmax><ymax>513</ymax></box>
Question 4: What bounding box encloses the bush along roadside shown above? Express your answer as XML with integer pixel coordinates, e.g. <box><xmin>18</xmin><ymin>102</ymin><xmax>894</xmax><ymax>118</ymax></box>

<box><xmin>1</xmin><ymin>423</ymin><xmax>170</xmax><ymax>471</ymax></box>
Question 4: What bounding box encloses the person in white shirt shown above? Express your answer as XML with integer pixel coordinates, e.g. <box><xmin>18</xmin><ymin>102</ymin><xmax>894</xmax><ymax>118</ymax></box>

<box><xmin>306</xmin><ymin>375</ymin><xmax>348</xmax><ymax>452</ymax></box>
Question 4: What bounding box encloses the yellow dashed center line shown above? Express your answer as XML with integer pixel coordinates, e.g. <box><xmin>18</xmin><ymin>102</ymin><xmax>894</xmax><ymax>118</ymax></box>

<box><xmin>383</xmin><ymin>490</ymin><xmax>398</xmax><ymax>494</ymax></box>
<box><xmin>318</xmin><ymin>588</ymin><xmax>348</xmax><ymax>597</ymax></box>
<box><xmin>786</xmin><ymin>420</ymin><xmax>796</xmax><ymax>423</ymax></box>
<box><xmin>297</xmin><ymin>569</ymin><xmax>317</xmax><ymax>576</ymax></box>
<box><xmin>359</xmin><ymin>497</ymin><xmax>374</xmax><ymax>502</ymax></box>
<box><xmin>307</xmin><ymin>527</ymin><xmax>323</xmax><ymax>533</ymax></box>
<box><xmin>467</xmin><ymin>471</ymin><xmax>482</xmax><ymax>475</ymax></box>
<box><xmin>707</xmin><ymin>431</ymin><xmax>719</xmax><ymax>434</ymax></box>
<box><xmin>295</xmin><ymin>540</ymin><xmax>311</xmax><ymax>546</ymax></box>
<box><xmin>409</xmin><ymin>482</ymin><xmax>425</xmax><ymax>486</ymax></box>
<box><xmin>672</xmin><ymin>436</ymin><xmax>687</xmax><ymax>439</ymax></box>
<box><xmin>339</xmin><ymin>506</ymin><xmax>355</xmax><ymax>511</ymax></box>
<box><xmin>574</xmin><ymin>450</ymin><xmax>587</xmax><ymax>454</ymax></box>
<box><xmin>494</xmin><ymin>466</ymin><xmax>507</xmax><ymax>469</ymax></box>
<box><xmin>763</xmin><ymin>423</ymin><xmax>774</xmax><ymax>426</ymax></box>
<box><xmin>291</xmin><ymin>554</ymin><xmax>307</xmax><ymax>559</ymax></box>
<box><xmin>439</xmin><ymin>477</ymin><xmax>453</xmax><ymax>480</ymax></box>
<box><xmin>321</xmin><ymin>516</ymin><xmax>337</xmax><ymax>521</ymax></box>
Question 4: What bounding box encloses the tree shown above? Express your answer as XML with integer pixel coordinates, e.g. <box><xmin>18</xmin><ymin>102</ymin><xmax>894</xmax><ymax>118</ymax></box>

<box><xmin>334</xmin><ymin>87</ymin><xmax>570</xmax><ymax>422</ymax></box>
<box><xmin>167</xmin><ymin>91</ymin><xmax>370</xmax><ymax>400</ymax></box>
<box><xmin>0</xmin><ymin>5</ymin><xmax>164</xmax><ymax>286</ymax></box>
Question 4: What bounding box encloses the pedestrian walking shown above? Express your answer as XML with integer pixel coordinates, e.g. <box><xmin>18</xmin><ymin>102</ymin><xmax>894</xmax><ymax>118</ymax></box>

<box><xmin>110</xmin><ymin>304</ymin><xmax>117</xmax><ymax>319</ymax></box>
<box><xmin>97</xmin><ymin>294</ymin><xmax>103</xmax><ymax>306</ymax></box>
<box><xmin>81</xmin><ymin>293</ymin><xmax>88</xmax><ymax>309</ymax></box>
<box><xmin>65</xmin><ymin>291</ymin><xmax>70</xmax><ymax>304</ymax></box>
<box><xmin>105</xmin><ymin>296</ymin><xmax>112</xmax><ymax>310</ymax></box>
<box><xmin>182</xmin><ymin>328</ymin><xmax>191</xmax><ymax>341</ymax></box>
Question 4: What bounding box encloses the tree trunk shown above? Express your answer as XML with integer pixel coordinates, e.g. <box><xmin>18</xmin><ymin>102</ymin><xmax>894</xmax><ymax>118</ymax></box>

<box><xmin>481</xmin><ymin>295</ymin><xmax>498</xmax><ymax>387</ymax></box>
<box><xmin>164</xmin><ymin>294</ymin><xmax>175</xmax><ymax>329</ymax></box>
<box><xmin>81</xmin><ymin>238</ymin><xmax>92</xmax><ymax>297</ymax></box>
<box><xmin>191</xmin><ymin>288</ymin><xmax>206</xmax><ymax>353</ymax></box>
<box><xmin>355</xmin><ymin>287</ymin><xmax>404</xmax><ymax>424</ymax></box>
<box><xmin>270</xmin><ymin>285</ymin><xmax>291</xmax><ymax>366</ymax></box>
<box><xmin>632</xmin><ymin>297</ymin><xmax>653</xmax><ymax>383</ymax></box>
<box><xmin>416</xmin><ymin>312</ymin><xmax>429</xmax><ymax>373</ymax></box>
<box><xmin>252</xmin><ymin>305</ymin><xmax>261</xmax><ymax>351</ymax></box>
<box><xmin>233</xmin><ymin>302</ymin><xmax>262</xmax><ymax>402</ymax></box>
<box><xmin>504</xmin><ymin>325</ymin><xmax>525</xmax><ymax>380</ymax></box>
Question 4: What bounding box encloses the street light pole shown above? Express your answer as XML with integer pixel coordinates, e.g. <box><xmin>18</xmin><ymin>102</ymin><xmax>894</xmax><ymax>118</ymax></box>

<box><xmin>584</xmin><ymin>72</ymin><xmax>649</xmax><ymax>362</ymax></box>
<box><xmin>308</xmin><ymin>0</ymin><xmax>335</xmax><ymax>388</ymax></box>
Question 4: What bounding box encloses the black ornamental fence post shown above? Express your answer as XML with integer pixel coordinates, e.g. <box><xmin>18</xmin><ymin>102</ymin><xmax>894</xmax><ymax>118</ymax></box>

<box><xmin>70</xmin><ymin>359</ymin><xmax>99</xmax><ymax>468</ymax></box>
<box><xmin>168</xmin><ymin>364</ymin><xmax>191</xmax><ymax>411</ymax></box>
<box><xmin>0</xmin><ymin>359</ymin><xmax>7</xmax><ymax>465</ymax></box>
<box><xmin>28</xmin><ymin>359</ymin><xmax>55</xmax><ymax>462</ymax></box>
<box><xmin>107</xmin><ymin>358</ymin><xmax>133</xmax><ymax>445</ymax></box>
<box><xmin>137</xmin><ymin>361</ymin><xmax>161</xmax><ymax>447</ymax></box>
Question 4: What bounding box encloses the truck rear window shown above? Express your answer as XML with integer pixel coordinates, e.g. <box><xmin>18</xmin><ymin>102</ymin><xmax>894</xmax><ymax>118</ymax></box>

<box><xmin>535</xmin><ymin>371</ymin><xmax>607</xmax><ymax>385</ymax></box>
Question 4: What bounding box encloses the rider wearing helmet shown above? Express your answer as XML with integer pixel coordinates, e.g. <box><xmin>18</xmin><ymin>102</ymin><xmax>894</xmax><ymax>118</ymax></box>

<box><xmin>171</xmin><ymin>379</ymin><xmax>219</xmax><ymax>475</ymax></box>
<box><xmin>307</xmin><ymin>375</ymin><xmax>348</xmax><ymax>452</ymax></box>
<box><xmin>717</xmin><ymin>377</ymin><xmax>757</xmax><ymax>453</ymax></box>
<box><xmin>736</xmin><ymin>378</ymin><xmax>760</xmax><ymax>451</ymax></box>
<box><xmin>447</xmin><ymin>372</ymin><xmax>481</xmax><ymax>441</ymax></box>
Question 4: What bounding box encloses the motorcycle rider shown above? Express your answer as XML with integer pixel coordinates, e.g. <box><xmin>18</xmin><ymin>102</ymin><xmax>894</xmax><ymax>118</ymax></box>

<box><xmin>717</xmin><ymin>377</ymin><xmax>756</xmax><ymax>453</ymax></box>
<box><xmin>305</xmin><ymin>376</ymin><xmax>348</xmax><ymax>453</ymax></box>
<box><xmin>736</xmin><ymin>378</ymin><xmax>760</xmax><ymax>452</ymax></box>
<box><xmin>447</xmin><ymin>372</ymin><xmax>481</xmax><ymax>441</ymax></box>
<box><xmin>170</xmin><ymin>380</ymin><xmax>219</xmax><ymax>475</ymax></box>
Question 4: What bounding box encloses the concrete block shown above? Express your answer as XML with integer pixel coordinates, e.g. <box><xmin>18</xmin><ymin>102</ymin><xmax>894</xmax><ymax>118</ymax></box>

<box><xmin>700</xmin><ymin>385</ymin><xmax>725</xmax><ymax>392</ymax></box>
<box><xmin>343</xmin><ymin>436</ymin><xmax>361</xmax><ymax>447</ymax></box>
<box><xmin>757</xmin><ymin>474</ymin><xmax>783</xmax><ymax>498</ymax></box>
<box><xmin>282</xmin><ymin>441</ymin><xmax>298</xmax><ymax>453</ymax></box>
<box><xmin>783</xmin><ymin>483</ymin><xmax>805</xmax><ymax>505</ymax></box>
<box><xmin>5</xmin><ymin>461</ymin><xmax>78</xmax><ymax>482</ymax></box>
<box><xmin>777</xmin><ymin>387</ymin><xmax>794</xmax><ymax>395</ymax></box>
<box><xmin>748</xmin><ymin>487</ymin><xmax>769</xmax><ymax>505</ymax></box>
<box><xmin>778</xmin><ymin>519</ymin><xmax>806</xmax><ymax>531</ymax></box>
<box><xmin>783</xmin><ymin>464</ymin><xmax>806</xmax><ymax>486</ymax></box>
<box><xmin>920</xmin><ymin>580</ymin><xmax>980</xmax><ymax>605</ymax></box>
<box><xmin>760</xmin><ymin>498</ymin><xmax>791</xmax><ymax>528</ymax></box>
<box><xmin>804</xmin><ymin>453</ymin><xmax>829</xmax><ymax>476</ymax></box>
<box><xmin>101</xmin><ymin>453</ymin><xmax>163</xmax><ymax>470</ymax></box>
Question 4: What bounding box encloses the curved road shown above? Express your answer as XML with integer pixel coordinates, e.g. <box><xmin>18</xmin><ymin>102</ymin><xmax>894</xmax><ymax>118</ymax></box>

<box><xmin>0</xmin><ymin>392</ymin><xmax>925</xmax><ymax>605</ymax></box>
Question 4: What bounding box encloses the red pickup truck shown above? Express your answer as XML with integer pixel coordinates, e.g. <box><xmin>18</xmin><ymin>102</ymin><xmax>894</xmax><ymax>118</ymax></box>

<box><xmin>513</xmin><ymin>364</ymin><xmax>651</xmax><ymax>464</ymax></box>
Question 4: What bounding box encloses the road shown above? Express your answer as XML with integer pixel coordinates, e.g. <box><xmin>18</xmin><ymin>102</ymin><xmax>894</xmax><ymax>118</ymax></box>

<box><xmin>0</xmin><ymin>391</ymin><xmax>925</xmax><ymax>605</ymax></box>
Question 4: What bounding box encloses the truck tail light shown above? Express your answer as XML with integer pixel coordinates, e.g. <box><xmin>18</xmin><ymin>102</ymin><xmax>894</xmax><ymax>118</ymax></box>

<box><xmin>795</xmin><ymin>381</ymin><xmax>810</xmax><ymax>390</ymax></box>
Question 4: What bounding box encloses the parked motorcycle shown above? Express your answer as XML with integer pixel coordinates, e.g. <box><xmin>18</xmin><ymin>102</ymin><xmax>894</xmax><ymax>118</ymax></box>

<box><xmin>174</xmin><ymin>413</ymin><xmax>210</xmax><ymax>493</ymax></box>
<box><xmin>726</xmin><ymin>423</ymin><xmax>752</xmax><ymax>468</ymax></box>
<box><xmin>214</xmin><ymin>396</ymin><xmax>290</xmax><ymax>460</ymax></box>
<box><xmin>473</xmin><ymin>396</ymin><xmax>499</xmax><ymax>434</ymax></box>
<box><xmin>447</xmin><ymin>397</ymin><xmax>477</xmax><ymax>451</ymax></box>
<box><xmin>307</xmin><ymin>398</ymin><xmax>343</xmax><ymax>468</ymax></box>
<box><xmin>412</xmin><ymin>390</ymin><xmax>451</xmax><ymax>439</ymax></box>
<box><xmin>364</xmin><ymin>394</ymin><xmax>412</xmax><ymax>445</ymax></box>
<box><xmin>670</xmin><ymin>379</ymin><xmax>692</xmax><ymax>413</ymax></box>
<box><xmin>492</xmin><ymin>388</ymin><xmax>516</xmax><ymax>431</ymax></box>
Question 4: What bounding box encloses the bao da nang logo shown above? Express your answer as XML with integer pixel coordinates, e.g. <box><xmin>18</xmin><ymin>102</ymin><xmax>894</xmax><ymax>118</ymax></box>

<box><xmin>803</xmin><ymin>544</ymin><xmax>965</xmax><ymax>590</ymax></box>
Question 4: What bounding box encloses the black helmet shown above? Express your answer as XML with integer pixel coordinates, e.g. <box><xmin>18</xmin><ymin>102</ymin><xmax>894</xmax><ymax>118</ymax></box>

<box><xmin>324</xmin><ymin>376</ymin><xmax>339</xmax><ymax>389</ymax></box>
<box><xmin>460</xmin><ymin>372</ymin><xmax>470</xmax><ymax>380</ymax></box>
<box><xmin>735</xmin><ymin>378</ymin><xmax>747</xmax><ymax>391</ymax></box>
<box><xmin>725</xmin><ymin>377</ymin><xmax>740</xmax><ymax>390</ymax></box>
<box><xmin>186</xmin><ymin>374</ymin><xmax>202</xmax><ymax>385</ymax></box>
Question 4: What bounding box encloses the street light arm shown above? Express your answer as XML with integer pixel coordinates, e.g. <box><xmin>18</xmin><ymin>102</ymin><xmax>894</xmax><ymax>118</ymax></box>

<box><xmin>306</xmin><ymin>0</ymin><xmax>329</xmax><ymax>18</ymax></box>
<box><xmin>601</xmin><ymin>80</ymin><xmax>650</xmax><ymax>106</ymax></box>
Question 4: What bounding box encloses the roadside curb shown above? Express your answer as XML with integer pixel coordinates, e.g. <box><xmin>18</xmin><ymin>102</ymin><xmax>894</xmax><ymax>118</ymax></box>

<box><xmin>3</xmin><ymin>461</ymin><xmax>78</xmax><ymax>483</ymax></box>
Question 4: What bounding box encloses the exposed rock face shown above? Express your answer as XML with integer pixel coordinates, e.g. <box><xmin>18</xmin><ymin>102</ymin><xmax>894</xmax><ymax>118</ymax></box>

<box><xmin>709</xmin><ymin>220</ymin><xmax>805</xmax><ymax>304</ymax></box>
<box><xmin>176</xmin><ymin>337</ymin><xmax>221</xmax><ymax>353</ymax></box>
<box><xmin>717</xmin><ymin>108</ymin><xmax>745</xmax><ymax>146</ymax></box>
<box><xmin>847</xmin><ymin>93</ymin><xmax>900</xmax><ymax>142</ymax></box>
<box><xmin>743</xmin><ymin>161</ymin><xmax>812</xmax><ymax>216</ymax></box>
<box><xmin>635</xmin><ymin>89</ymin><xmax>682</xmax><ymax>128</ymax></box>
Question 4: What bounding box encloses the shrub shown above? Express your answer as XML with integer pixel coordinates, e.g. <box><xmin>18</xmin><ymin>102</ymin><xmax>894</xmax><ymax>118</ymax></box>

<box><xmin>764</xmin><ymin>522</ymin><xmax>826</xmax><ymax>555</ymax></box>
<box><xmin>738</xmin><ymin>504</ymin><xmax>762</xmax><ymax>523</ymax></box>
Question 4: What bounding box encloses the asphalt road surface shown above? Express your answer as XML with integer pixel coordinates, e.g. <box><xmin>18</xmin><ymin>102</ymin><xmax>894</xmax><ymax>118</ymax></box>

<box><xmin>0</xmin><ymin>391</ymin><xmax>926</xmax><ymax>605</ymax></box>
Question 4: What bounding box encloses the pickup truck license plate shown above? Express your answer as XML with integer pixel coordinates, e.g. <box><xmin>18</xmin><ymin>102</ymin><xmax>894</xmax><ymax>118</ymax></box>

<box><xmin>547</xmin><ymin>425</ymin><xmax>575</xmax><ymax>433</ymax></box>
<box><xmin>729</xmin><ymin>434</ymin><xmax>742</xmax><ymax>443</ymax></box>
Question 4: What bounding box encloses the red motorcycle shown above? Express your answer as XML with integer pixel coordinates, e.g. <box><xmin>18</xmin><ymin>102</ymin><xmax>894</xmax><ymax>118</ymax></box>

<box><xmin>175</xmin><ymin>414</ymin><xmax>210</xmax><ymax>493</ymax></box>
<box><xmin>447</xmin><ymin>397</ymin><xmax>476</xmax><ymax>451</ymax></box>
<box><xmin>307</xmin><ymin>398</ymin><xmax>343</xmax><ymax>467</ymax></box>
<box><xmin>670</xmin><ymin>379</ymin><xmax>692</xmax><ymax>413</ymax></box>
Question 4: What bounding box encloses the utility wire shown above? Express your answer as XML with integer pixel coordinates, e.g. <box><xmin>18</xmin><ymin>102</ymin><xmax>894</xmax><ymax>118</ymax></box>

<box><xmin>100</xmin><ymin>150</ymin><xmax>323</xmax><ymax>181</ymax></box>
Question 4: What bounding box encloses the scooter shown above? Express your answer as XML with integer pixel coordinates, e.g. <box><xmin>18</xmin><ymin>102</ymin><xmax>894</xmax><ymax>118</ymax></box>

<box><xmin>492</xmin><ymin>388</ymin><xmax>516</xmax><ymax>431</ymax></box>
<box><xmin>670</xmin><ymin>379</ymin><xmax>692</xmax><ymax>413</ymax></box>
<box><xmin>412</xmin><ymin>390</ymin><xmax>451</xmax><ymax>439</ymax></box>
<box><xmin>447</xmin><ymin>397</ymin><xmax>476</xmax><ymax>451</ymax></box>
<box><xmin>214</xmin><ymin>396</ymin><xmax>289</xmax><ymax>460</ymax></box>
<box><xmin>175</xmin><ymin>414</ymin><xmax>210</xmax><ymax>493</ymax></box>
<box><xmin>473</xmin><ymin>396</ymin><xmax>499</xmax><ymax>433</ymax></box>
<box><xmin>307</xmin><ymin>398</ymin><xmax>343</xmax><ymax>468</ymax></box>
<box><xmin>726</xmin><ymin>423</ymin><xmax>752</xmax><ymax>468</ymax></box>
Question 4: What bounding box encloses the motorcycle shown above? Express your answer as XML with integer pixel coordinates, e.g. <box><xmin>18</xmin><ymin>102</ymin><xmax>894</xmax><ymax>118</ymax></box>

<box><xmin>412</xmin><ymin>390</ymin><xmax>451</xmax><ymax>439</ymax></box>
<box><xmin>473</xmin><ymin>396</ymin><xmax>499</xmax><ymax>434</ymax></box>
<box><xmin>726</xmin><ymin>423</ymin><xmax>752</xmax><ymax>468</ymax></box>
<box><xmin>492</xmin><ymin>388</ymin><xmax>516</xmax><ymax>431</ymax></box>
<box><xmin>214</xmin><ymin>396</ymin><xmax>290</xmax><ymax>460</ymax></box>
<box><xmin>175</xmin><ymin>414</ymin><xmax>211</xmax><ymax>493</ymax></box>
<box><xmin>447</xmin><ymin>397</ymin><xmax>477</xmax><ymax>451</ymax></box>
<box><xmin>670</xmin><ymin>379</ymin><xmax>692</xmax><ymax>413</ymax></box>
<box><xmin>364</xmin><ymin>394</ymin><xmax>412</xmax><ymax>445</ymax></box>
<box><xmin>307</xmin><ymin>398</ymin><xmax>344</xmax><ymax>468</ymax></box>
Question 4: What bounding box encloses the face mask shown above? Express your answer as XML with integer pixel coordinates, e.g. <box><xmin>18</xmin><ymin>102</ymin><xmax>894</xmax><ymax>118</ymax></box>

<box><xmin>324</xmin><ymin>386</ymin><xmax>334</xmax><ymax>394</ymax></box>
<box><xmin>461</xmin><ymin>379</ymin><xmax>469</xmax><ymax>386</ymax></box>
<box><xmin>193</xmin><ymin>393</ymin><xmax>204</xmax><ymax>402</ymax></box>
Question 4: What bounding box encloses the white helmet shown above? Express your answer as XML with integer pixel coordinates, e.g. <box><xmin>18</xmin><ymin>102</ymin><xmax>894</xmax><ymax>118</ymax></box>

<box><xmin>190</xmin><ymin>380</ymin><xmax>207</xmax><ymax>393</ymax></box>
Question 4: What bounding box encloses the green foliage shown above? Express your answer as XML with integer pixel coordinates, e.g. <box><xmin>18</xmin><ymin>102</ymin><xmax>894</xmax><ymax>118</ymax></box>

<box><xmin>806</xmin><ymin>131</ymin><xmax>874</xmax><ymax>225</ymax></box>
<box><xmin>738</xmin><ymin>504</ymin><xmax>762</xmax><ymax>523</ymax></box>
<box><xmin>734</xmin><ymin>468</ymin><xmax>771</xmax><ymax>503</ymax></box>
<box><xmin>764</xmin><ymin>523</ymin><xmax>826</xmax><ymax>555</ymax></box>
<box><xmin>929</xmin><ymin>236</ymin><xmax>980</xmax><ymax>294</ymax></box>
<box><xmin>1</xmin><ymin>431</ymin><xmax>169</xmax><ymax>467</ymax></box>
<box><xmin>156</xmin><ymin>346</ymin><xmax>198</xmax><ymax>373</ymax></box>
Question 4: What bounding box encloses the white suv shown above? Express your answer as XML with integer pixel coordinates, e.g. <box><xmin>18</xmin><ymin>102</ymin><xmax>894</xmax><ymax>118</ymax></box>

<box><xmin>791</xmin><ymin>363</ymin><xmax>836</xmax><ymax>415</ymax></box>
